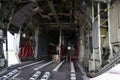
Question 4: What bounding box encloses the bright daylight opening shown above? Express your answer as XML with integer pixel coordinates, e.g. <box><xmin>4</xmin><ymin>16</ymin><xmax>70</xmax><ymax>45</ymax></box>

<box><xmin>3</xmin><ymin>32</ymin><xmax>19</xmax><ymax>66</ymax></box>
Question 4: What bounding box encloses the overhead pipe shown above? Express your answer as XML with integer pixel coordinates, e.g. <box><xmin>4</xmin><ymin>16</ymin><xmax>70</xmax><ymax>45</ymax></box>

<box><xmin>41</xmin><ymin>15</ymin><xmax>51</xmax><ymax>20</ymax></box>
<box><xmin>47</xmin><ymin>0</ymin><xmax>59</xmax><ymax>23</ymax></box>
<box><xmin>48</xmin><ymin>13</ymin><xmax>71</xmax><ymax>17</ymax></box>
<box><xmin>94</xmin><ymin>0</ymin><xmax>112</xmax><ymax>3</ymax></box>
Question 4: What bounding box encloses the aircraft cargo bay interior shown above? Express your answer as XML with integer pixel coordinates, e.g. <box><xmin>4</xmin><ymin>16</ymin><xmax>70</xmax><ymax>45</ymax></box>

<box><xmin>0</xmin><ymin>0</ymin><xmax>120</xmax><ymax>80</ymax></box>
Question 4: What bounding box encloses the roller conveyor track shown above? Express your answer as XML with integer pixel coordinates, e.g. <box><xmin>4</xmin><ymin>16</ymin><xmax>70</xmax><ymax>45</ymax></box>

<box><xmin>13</xmin><ymin>61</ymin><xmax>47</xmax><ymax>80</ymax></box>
<box><xmin>49</xmin><ymin>61</ymin><xmax>71</xmax><ymax>80</ymax></box>
<box><xmin>58</xmin><ymin>61</ymin><xmax>70</xmax><ymax>72</ymax></box>
<box><xmin>37</xmin><ymin>62</ymin><xmax>59</xmax><ymax>80</ymax></box>
<box><xmin>0</xmin><ymin>61</ymin><xmax>36</xmax><ymax>77</ymax></box>
<box><xmin>0</xmin><ymin>60</ymin><xmax>46</xmax><ymax>80</ymax></box>
<box><xmin>39</xmin><ymin>63</ymin><xmax>59</xmax><ymax>72</ymax></box>
<box><xmin>0</xmin><ymin>60</ymin><xmax>86</xmax><ymax>80</ymax></box>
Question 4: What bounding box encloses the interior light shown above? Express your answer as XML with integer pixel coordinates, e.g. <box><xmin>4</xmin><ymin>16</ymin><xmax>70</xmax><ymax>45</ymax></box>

<box><xmin>68</xmin><ymin>46</ymin><xmax>71</xmax><ymax>50</ymax></box>
<box><xmin>22</xmin><ymin>33</ymin><xmax>26</xmax><ymax>38</ymax></box>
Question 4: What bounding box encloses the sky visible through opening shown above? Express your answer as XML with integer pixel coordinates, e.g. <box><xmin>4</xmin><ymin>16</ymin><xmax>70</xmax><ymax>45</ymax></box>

<box><xmin>3</xmin><ymin>32</ymin><xmax>19</xmax><ymax>66</ymax></box>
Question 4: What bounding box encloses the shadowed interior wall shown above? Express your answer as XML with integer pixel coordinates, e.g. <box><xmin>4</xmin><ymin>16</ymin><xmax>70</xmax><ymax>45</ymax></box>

<box><xmin>37</xmin><ymin>29</ymin><xmax>49</xmax><ymax>60</ymax></box>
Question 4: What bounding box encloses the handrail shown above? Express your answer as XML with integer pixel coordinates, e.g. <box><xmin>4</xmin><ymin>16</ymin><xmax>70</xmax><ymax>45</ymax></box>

<box><xmin>96</xmin><ymin>52</ymin><xmax>120</xmax><ymax>76</ymax></box>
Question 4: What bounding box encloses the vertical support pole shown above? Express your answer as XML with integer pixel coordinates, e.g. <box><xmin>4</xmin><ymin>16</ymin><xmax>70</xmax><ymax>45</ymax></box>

<box><xmin>59</xmin><ymin>28</ymin><xmax>62</xmax><ymax>56</ymax></box>
<box><xmin>80</xmin><ymin>26</ymin><xmax>84</xmax><ymax>62</ymax></box>
<box><xmin>92</xmin><ymin>1</ymin><xmax>95</xmax><ymax>24</ymax></box>
<box><xmin>78</xmin><ymin>31</ymin><xmax>80</xmax><ymax>61</ymax></box>
<box><xmin>108</xmin><ymin>3</ymin><xmax>113</xmax><ymax>60</ymax></box>
<box><xmin>6</xmin><ymin>31</ymin><xmax>8</xmax><ymax>67</ymax></box>
<box><xmin>92</xmin><ymin>1</ymin><xmax>96</xmax><ymax>70</ymax></box>
<box><xmin>98</xmin><ymin>2</ymin><xmax>102</xmax><ymax>66</ymax></box>
<box><xmin>0</xmin><ymin>2</ymin><xmax>1</xmax><ymax>10</ymax></box>
<box><xmin>34</xmin><ymin>26</ymin><xmax>39</xmax><ymax>59</ymax></box>
<box><xmin>88</xmin><ymin>28</ymin><xmax>90</xmax><ymax>57</ymax></box>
